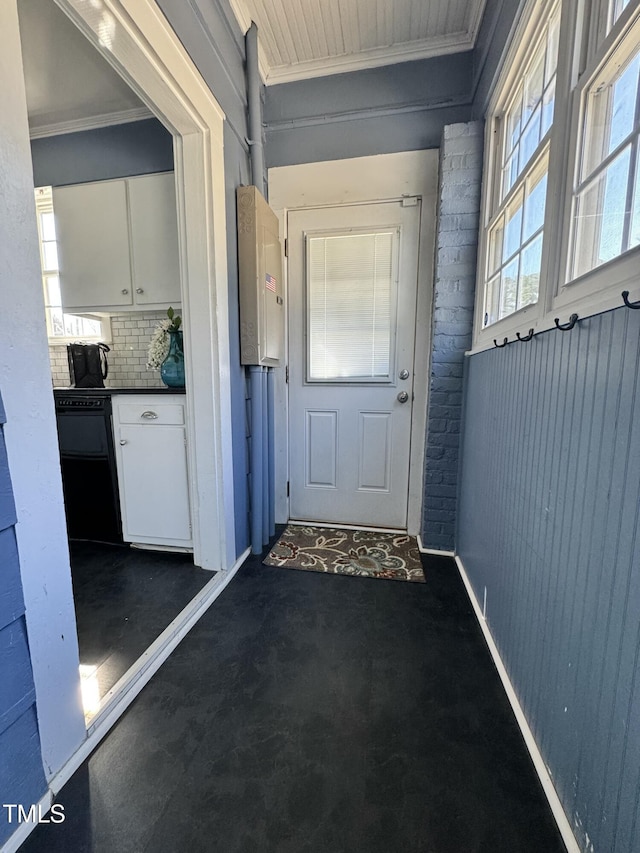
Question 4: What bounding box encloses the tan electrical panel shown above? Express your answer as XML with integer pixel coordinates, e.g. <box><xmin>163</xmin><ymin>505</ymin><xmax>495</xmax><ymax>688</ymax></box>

<box><xmin>237</xmin><ymin>185</ymin><xmax>284</xmax><ymax>366</ymax></box>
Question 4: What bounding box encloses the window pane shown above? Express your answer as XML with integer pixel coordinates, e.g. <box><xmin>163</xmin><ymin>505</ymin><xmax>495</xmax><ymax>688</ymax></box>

<box><xmin>541</xmin><ymin>79</ymin><xmax>556</xmax><ymax>136</ymax></box>
<box><xmin>484</xmin><ymin>275</ymin><xmax>500</xmax><ymax>327</ymax></box>
<box><xmin>582</xmin><ymin>50</ymin><xmax>640</xmax><ymax>179</ymax></box>
<box><xmin>523</xmin><ymin>47</ymin><xmax>545</xmax><ymax>126</ymax></box>
<box><xmin>546</xmin><ymin>13</ymin><xmax>560</xmax><ymax>82</ymax></box>
<box><xmin>488</xmin><ymin>217</ymin><xmax>504</xmax><ymax>274</ymax></box>
<box><xmin>573</xmin><ymin>146</ymin><xmax>631</xmax><ymax>277</ymax></box>
<box><xmin>307</xmin><ymin>232</ymin><xmax>395</xmax><ymax>381</ymax></box>
<box><xmin>500</xmin><ymin>258</ymin><xmax>520</xmax><ymax>319</ymax></box>
<box><xmin>523</xmin><ymin>162</ymin><xmax>548</xmax><ymax>241</ymax></box>
<box><xmin>40</xmin><ymin>211</ymin><xmax>56</xmax><ymax>241</ymax></box>
<box><xmin>611</xmin><ymin>0</ymin><xmax>631</xmax><ymax>28</ymax></box>
<box><xmin>504</xmin><ymin>193</ymin><xmax>524</xmax><ymax>261</ymax></box>
<box><xmin>48</xmin><ymin>307</ymin><xmax>64</xmax><ymax>336</ymax></box>
<box><xmin>42</xmin><ymin>240</ymin><xmax>59</xmax><ymax>271</ymax></box>
<box><xmin>45</xmin><ymin>275</ymin><xmax>61</xmax><ymax>307</ymax></box>
<box><xmin>519</xmin><ymin>234</ymin><xmax>543</xmax><ymax>308</ymax></box>
<box><xmin>520</xmin><ymin>105</ymin><xmax>542</xmax><ymax>170</ymax></box>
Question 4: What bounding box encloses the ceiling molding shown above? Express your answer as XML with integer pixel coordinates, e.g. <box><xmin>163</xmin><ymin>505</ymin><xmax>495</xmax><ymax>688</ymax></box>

<box><xmin>264</xmin><ymin>34</ymin><xmax>475</xmax><ymax>86</ymax></box>
<box><xmin>29</xmin><ymin>106</ymin><xmax>154</xmax><ymax>139</ymax></box>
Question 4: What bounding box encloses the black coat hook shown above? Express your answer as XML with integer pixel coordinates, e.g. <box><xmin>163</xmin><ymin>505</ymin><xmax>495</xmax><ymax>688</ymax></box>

<box><xmin>516</xmin><ymin>328</ymin><xmax>534</xmax><ymax>342</ymax></box>
<box><xmin>622</xmin><ymin>291</ymin><xmax>640</xmax><ymax>309</ymax></box>
<box><xmin>554</xmin><ymin>313</ymin><xmax>579</xmax><ymax>331</ymax></box>
<box><xmin>493</xmin><ymin>337</ymin><xmax>509</xmax><ymax>348</ymax></box>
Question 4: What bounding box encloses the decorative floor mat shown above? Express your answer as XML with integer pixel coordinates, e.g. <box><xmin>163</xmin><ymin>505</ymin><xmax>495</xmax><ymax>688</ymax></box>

<box><xmin>264</xmin><ymin>525</ymin><xmax>425</xmax><ymax>583</ymax></box>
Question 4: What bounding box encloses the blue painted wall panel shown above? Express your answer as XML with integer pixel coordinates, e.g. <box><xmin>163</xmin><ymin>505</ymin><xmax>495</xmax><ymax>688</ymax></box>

<box><xmin>0</xmin><ymin>528</ymin><xmax>24</xmax><ymax>634</ymax></box>
<box><xmin>0</xmin><ymin>393</ymin><xmax>47</xmax><ymax>846</ymax></box>
<box><xmin>31</xmin><ymin>119</ymin><xmax>174</xmax><ymax>187</ymax></box>
<box><xmin>0</xmin><ymin>708</ymin><xmax>47</xmax><ymax>845</ymax></box>
<box><xmin>457</xmin><ymin>306</ymin><xmax>640</xmax><ymax>853</ymax></box>
<box><xmin>264</xmin><ymin>53</ymin><xmax>474</xmax><ymax>168</ymax></box>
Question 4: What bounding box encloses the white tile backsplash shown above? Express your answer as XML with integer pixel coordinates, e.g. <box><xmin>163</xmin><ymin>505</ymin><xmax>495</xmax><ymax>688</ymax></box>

<box><xmin>50</xmin><ymin>311</ymin><xmax>168</xmax><ymax>388</ymax></box>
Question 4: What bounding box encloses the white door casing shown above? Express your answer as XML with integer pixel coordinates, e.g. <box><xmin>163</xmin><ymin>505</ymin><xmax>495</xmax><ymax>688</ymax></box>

<box><xmin>288</xmin><ymin>201</ymin><xmax>421</xmax><ymax>529</ymax></box>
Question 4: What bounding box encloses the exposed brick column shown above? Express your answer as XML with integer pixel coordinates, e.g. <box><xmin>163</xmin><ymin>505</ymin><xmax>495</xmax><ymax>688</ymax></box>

<box><xmin>421</xmin><ymin>121</ymin><xmax>484</xmax><ymax>552</ymax></box>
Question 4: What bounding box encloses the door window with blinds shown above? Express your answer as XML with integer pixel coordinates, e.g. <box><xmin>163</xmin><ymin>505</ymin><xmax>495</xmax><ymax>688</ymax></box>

<box><xmin>305</xmin><ymin>229</ymin><xmax>399</xmax><ymax>382</ymax></box>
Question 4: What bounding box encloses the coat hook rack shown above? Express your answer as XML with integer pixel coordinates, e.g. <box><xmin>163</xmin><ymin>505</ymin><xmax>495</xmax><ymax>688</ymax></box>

<box><xmin>554</xmin><ymin>313</ymin><xmax>579</xmax><ymax>331</ymax></box>
<box><xmin>493</xmin><ymin>337</ymin><xmax>509</xmax><ymax>348</ymax></box>
<box><xmin>516</xmin><ymin>328</ymin><xmax>534</xmax><ymax>342</ymax></box>
<box><xmin>622</xmin><ymin>291</ymin><xmax>640</xmax><ymax>309</ymax></box>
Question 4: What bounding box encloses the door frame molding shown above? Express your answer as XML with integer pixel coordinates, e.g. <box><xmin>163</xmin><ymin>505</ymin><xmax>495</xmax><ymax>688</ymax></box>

<box><xmin>269</xmin><ymin>151</ymin><xmax>439</xmax><ymax>535</ymax></box>
<box><xmin>55</xmin><ymin>0</ymin><xmax>236</xmax><ymax>572</ymax></box>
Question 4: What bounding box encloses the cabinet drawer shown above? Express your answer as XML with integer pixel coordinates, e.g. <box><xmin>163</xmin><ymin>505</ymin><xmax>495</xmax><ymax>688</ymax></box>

<box><xmin>116</xmin><ymin>402</ymin><xmax>185</xmax><ymax>426</ymax></box>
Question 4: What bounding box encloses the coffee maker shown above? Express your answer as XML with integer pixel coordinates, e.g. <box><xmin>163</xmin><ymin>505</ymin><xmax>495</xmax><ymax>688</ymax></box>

<box><xmin>67</xmin><ymin>342</ymin><xmax>110</xmax><ymax>388</ymax></box>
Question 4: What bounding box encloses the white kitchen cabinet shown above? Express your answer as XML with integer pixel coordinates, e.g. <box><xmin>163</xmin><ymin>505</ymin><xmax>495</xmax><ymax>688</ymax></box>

<box><xmin>112</xmin><ymin>394</ymin><xmax>192</xmax><ymax>548</ymax></box>
<box><xmin>53</xmin><ymin>173</ymin><xmax>181</xmax><ymax>313</ymax></box>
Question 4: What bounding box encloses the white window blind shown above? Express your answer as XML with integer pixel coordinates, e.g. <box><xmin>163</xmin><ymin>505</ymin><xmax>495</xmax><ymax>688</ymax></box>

<box><xmin>307</xmin><ymin>231</ymin><xmax>396</xmax><ymax>381</ymax></box>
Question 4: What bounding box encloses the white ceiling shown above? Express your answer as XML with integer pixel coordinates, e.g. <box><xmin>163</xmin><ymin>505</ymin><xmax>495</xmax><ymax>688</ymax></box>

<box><xmin>18</xmin><ymin>0</ymin><xmax>151</xmax><ymax>138</ymax></box>
<box><xmin>229</xmin><ymin>0</ymin><xmax>487</xmax><ymax>84</ymax></box>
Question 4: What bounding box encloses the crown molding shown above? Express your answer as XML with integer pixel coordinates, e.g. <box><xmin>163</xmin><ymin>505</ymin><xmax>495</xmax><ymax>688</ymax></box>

<box><xmin>29</xmin><ymin>106</ymin><xmax>154</xmax><ymax>139</ymax></box>
<box><xmin>264</xmin><ymin>33</ymin><xmax>475</xmax><ymax>85</ymax></box>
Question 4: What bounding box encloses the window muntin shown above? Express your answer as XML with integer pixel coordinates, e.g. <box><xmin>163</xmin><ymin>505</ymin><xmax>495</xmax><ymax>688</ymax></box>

<box><xmin>570</xmin><ymin>23</ymin><xmax>640</xmax><ymax>279</ymax></box>
<box><xmin>306</xmin><ymin>230</ymin><xmax>398</xmax><ymax>382</ymax></box>
<box><xmin>35</xmin><ymin>187</ymin><xmax>104</xmax><ymax>340</ymax></box>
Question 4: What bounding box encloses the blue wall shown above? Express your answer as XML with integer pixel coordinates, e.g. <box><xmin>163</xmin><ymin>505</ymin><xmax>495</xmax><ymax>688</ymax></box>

<box><xmin>156</xmin><ymin>0</ymin><xmax>253</xmax><ymax>554</ymax></box>
<box><xmin>457</xmin><ymin>306</ymin><xmax>640</xmax><ymax>853</ymax></box>
<box><xmin>0</xmin><ymin>393</ymin><xmax>47</xmax><ymax>845</ymax></box>
<box><xmin>30</xmin><ymin>118</ymin><xmax>174</xmax><ymax>187</ymax></box>
<box><xmin>264</xmin><ymin>52</ymin><xmax>474</xmax><ymax>167</ymax></box>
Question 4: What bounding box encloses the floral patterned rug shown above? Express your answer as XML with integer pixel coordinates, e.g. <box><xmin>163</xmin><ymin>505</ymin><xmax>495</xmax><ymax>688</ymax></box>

<box><xmin>264</xmin><ymin>525</ymin><xmax>425</xmax><ymax>583</ymax></box>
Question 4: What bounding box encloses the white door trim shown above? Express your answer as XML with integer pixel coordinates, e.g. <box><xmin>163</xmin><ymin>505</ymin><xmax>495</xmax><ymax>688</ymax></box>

<box><xmin>55</xmin><ymin>0</ymin><xmax>235</xmax><ymax>571</ymax></box>
<box><xmin>269</xmin><ymin>151</ymin><xmax>439</xmax><ymax>536</ymax></box>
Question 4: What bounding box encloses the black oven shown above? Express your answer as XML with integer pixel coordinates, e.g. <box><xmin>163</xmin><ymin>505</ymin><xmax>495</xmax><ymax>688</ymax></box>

<box><xmin>54</xmin><ymin>391</ymin><xmax>122</xmax><ymax>543</ymax></box>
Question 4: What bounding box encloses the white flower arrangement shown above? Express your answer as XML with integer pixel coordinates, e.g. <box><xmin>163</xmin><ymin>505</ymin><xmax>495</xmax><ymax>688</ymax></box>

<box><xmin>146</xmin><ymin>307</ymin><xmax>182</xmax><ymax>370</ymax></box>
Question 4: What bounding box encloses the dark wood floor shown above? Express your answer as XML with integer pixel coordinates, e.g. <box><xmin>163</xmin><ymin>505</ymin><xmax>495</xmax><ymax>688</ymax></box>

<box><xmin>22</xmin><ymin>542</ymin><xmax>565</xmax><ymax>853</ymax></box>
<box><xmin>71</xmin><ymin>541</ymin><xmax>211</xmax><ymax>704</ymax></box>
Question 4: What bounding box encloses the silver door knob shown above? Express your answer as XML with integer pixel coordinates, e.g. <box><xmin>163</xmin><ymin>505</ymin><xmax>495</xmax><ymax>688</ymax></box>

<box><xmin>119</xmin><ymin>439</ymin><xmax>128</xmax><ymax>445</ymax></box>
<box><xmin>397</xmin><ymin>391</ymin><xmax>409</xmax><ymax>403</ymax></box>
<box><xmin>136</xmin><ymin>288</ymin><xmax>144</xmax><ymax>294</ymax></box>
<box><xmin>122</xmin><ymin>289</ymin><xmax>129</xmax><ymax>295</ymax></box>
<box><xmin>399</xmin><ymin>369</ymin><xmax>410</xmax><ymax>380</ymax></box>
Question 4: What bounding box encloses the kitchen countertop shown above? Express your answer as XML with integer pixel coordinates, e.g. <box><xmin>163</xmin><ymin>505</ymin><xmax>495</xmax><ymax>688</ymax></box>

<box><xmin>53</xmin><ymin>387</ymin><xmax>186</xmax><ymax>395</ymax></box>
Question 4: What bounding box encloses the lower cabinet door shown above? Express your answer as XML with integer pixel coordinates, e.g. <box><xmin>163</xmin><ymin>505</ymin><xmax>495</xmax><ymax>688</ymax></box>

<box><xmin>117</xmin><ymin>423</ymin><xmax>191</xmax><ymax>545</ymax></box>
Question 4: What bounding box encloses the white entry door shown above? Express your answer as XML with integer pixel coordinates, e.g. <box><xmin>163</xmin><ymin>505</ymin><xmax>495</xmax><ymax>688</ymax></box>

<box><xmin>288</xmin><ymin>200</ymin><xmax>421</xmax><ymax>529</ymax></box>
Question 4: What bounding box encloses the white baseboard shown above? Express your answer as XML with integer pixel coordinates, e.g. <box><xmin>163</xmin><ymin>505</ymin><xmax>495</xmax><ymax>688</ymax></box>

<box><xmin>416</xmin><ymin>534</ymin><xmax>455</xmax><ymax>556</ymax></box>
<box><xmin>0</xmin><ymin>547</ymin><xmax>250</xmax><ymax>853</ymax></box>
<box><xmin>454</xmin><ymin>555</ymin><xmax>580</xmax><ymax>853</ymax></box>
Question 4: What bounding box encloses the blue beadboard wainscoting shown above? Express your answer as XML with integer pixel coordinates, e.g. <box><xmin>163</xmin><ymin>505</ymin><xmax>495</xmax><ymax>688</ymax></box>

<box><xmin>0</xmin><ymin>392</ymin><xmax>47</xmax><ymax>845</ymax></box>
<box><xmin>458</xmin><ymin>303</ymin><xmax>640</xmax><ymax>853</ymax></box>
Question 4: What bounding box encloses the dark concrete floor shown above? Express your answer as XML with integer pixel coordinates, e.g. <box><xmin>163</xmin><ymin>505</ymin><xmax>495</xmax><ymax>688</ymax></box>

<box><xmin>71</xmin><ymin>542</ymin><xmax>211</xmax><ymax>703</ymax></box>
<box><xmin>22</xmin><ymin>544</ymin><xmax>565</xmax><ymax>853</ymax></box>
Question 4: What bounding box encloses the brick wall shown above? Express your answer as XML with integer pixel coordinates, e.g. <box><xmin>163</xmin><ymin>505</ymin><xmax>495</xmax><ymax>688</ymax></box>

<box><xmin>421</xmin><ymin>121</ymin><xmax>484</xmax><ymax>551</ymax></box>
<box><xmin>49</xmin><ymin>310</ymin><xmax>167</xmax><ymax>388</ymax></box>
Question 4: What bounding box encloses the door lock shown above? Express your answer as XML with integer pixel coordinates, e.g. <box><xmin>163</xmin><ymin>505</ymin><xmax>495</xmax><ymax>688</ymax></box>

<box><xmin>397</xmin><ymin>391</ymin><xmax>409</xmax><ymax>403</ymax></box>
<box><xmin>399</xmin><ymin>369</ymin><xmax>410</xmax><ymax>380</ymax></box>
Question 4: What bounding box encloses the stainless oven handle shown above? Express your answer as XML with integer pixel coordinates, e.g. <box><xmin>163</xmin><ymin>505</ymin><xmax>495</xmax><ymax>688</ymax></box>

<box><xmin>141</xmin><ymin>411</ymin><xmax>158</xmax><ymax>419</ymax></box>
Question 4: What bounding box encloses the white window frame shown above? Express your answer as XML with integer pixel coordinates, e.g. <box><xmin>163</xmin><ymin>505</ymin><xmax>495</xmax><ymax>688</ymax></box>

<box><xmin>473</xmin><ymin>0</ymin><xmax>640</xmax><ymax>351</ymax></box>
<box><xmin>34</xmin><ymin>187</ymin><xmax>111</xmax><ymax>344</ymax></box>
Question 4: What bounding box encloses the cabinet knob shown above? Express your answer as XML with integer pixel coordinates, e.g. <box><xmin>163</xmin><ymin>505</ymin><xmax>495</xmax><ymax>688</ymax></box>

<box><xmin>136</xmin><ymin>288</ymin><xmax>144</xmax><ymax>294</ymax></box>
<box><xmin>119</xmin><ymin>439</ymin><xmax>128</xmax><ymax>445</ymax></box>
<box><xmin>141</xmin><ymin>411</ymin><xmax>158</xmax><ymax>419</ymax></box>
<box><xmin>122</xmin><ymin>289</ymin><xmax>129</xmax><ymax>295</ymax></box>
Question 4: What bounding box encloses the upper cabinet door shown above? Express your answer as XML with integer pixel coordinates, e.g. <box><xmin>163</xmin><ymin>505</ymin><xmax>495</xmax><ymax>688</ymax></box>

<box><xmin>54</xmin><ymin>181</ymin><xmax>133</xmax><ymax>311</ymax></box>
<box><xmin>128</xmin><ymin>173</ymin><xmax>181</xmax><ymax>306</ymax></box>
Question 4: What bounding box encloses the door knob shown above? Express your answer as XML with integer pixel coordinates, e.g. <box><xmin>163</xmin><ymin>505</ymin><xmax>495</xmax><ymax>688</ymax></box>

<box><xmin>397</xmin><ymin>391</ymin><xmax>409</xmax><ymax>403</ymax></box>
<box><xmin>119</xmin><ymin>439</ymin><xmax>128</xmax><ymax>445</ymax></box>
<box><xmin>399</xmin><ymin>369</ymin><xmax>410</xmax><ymax>380</ymax></box>
<box><xmin>122</xmin><ymin>289</ymin><xmax>129</xmax><ymax>295</ymax></box>
<box><xmin>136</xmin><ymin>288</ymin><xmax>144</xmax><ymax>294</ymax></box>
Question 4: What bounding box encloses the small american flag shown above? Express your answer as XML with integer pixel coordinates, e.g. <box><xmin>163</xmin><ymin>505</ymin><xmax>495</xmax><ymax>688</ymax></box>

<box><xmin>265</xmin><ymin>273</ymin><xmax>277</xmax><ymax>293</ymax></box>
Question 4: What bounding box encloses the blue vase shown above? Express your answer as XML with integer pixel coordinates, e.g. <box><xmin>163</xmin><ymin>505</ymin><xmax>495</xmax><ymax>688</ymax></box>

<box><xmin>160</xmin><ymin>329</ymin><xmax>185</xmax><ymax>388</ymax></box>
